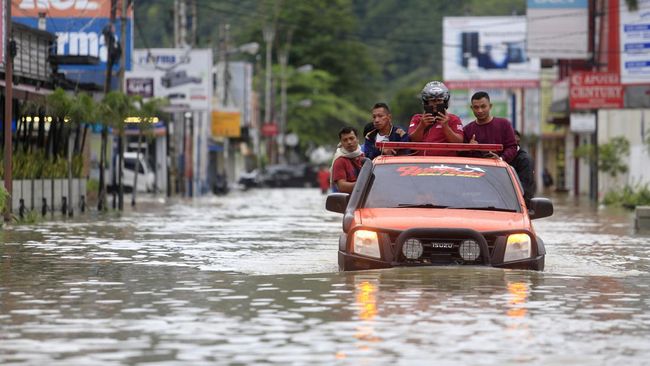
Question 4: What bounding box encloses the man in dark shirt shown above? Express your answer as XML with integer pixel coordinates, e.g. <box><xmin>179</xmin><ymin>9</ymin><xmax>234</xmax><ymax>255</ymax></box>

<box><xmin>363</xmin><ymin>103</ymin><xmax>409</xmax><ymax>160</ymax></box>
<box><xmin>463</xmin><ymin>91</ymin><xmax>518</xmax><ymax>163</ymax></box>
<box><xmin>511</xmin><ymin>130</ymin><xmax>536</xmax><ymax>205</ymax></box>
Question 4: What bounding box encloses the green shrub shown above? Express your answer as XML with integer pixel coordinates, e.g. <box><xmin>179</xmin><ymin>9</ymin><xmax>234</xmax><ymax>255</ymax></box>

<box><xmin>86</xmin><ymin>178</ymin><xmax>99</xmax><ymax>194</ymax></box>
<box><xmin>13</xmin><ymin>210</ymin><xmax>40</xmax><ymax>225</ymax></box>
<box><xmin>0</xmin><ymin>152</ymin><xmax>84</xmax><ymax>179</ymax></box>
<box><xmin>603</xmin><ymin>184</ymin><xmax>650</xmax><ymax>209</ymax></box>
<box><xmin>0</xmin><ymin>184</ymin><xmax>8</xmax><ymax>214</ymax></box>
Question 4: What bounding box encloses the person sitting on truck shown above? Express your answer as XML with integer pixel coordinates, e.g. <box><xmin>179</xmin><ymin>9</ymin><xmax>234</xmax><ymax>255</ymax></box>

<box><xmin>363</xmin><ymin>102</ymin><xmax>409</xmax><ymax>160</ymax></box>
<box><xmin>331</xmin><ymin>126</ymin><xmax>365</xmax><ymax>194</ymax></box>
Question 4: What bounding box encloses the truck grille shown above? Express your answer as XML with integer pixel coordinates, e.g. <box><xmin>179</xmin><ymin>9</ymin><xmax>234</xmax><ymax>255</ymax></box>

<box><xmin>390</xmin><ymin>234</ymin><xmax>496</xmax><ymax>265</ymax></box>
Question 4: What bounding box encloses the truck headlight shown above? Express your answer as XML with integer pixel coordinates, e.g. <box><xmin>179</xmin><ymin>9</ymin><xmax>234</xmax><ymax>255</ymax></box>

<box><xmin>504</xmin><ymin>233</ymin><xmax>531</xmax><ymax>262</ymax></box>
<box><xmin>352</xmin><ymin>230</ymin><xmax>381</xmax><ymax>259</ymax></box>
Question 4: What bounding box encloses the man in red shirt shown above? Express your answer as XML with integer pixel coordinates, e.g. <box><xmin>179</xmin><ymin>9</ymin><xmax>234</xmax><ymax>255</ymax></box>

<box><xmin>331</xmin><ymin>127</ymin><xmax>365</xmax><ymax>193</ymax></box>
<box><xmin>463</xmin><ymin>91</ymin><xmax>518</xmax><ymax>163</ymax></box>
<box><xmin>408</xmin><ymin>81</ymin><xmax>464</xmax><ymax>156</ymax></box>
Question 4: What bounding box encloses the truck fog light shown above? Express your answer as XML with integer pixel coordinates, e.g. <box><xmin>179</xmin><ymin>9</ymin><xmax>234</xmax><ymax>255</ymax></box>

<box><xmin>402</xmin><ymin>239</ymin><xmax>423</xmax><ymax>260</ymax></box>
<box><xmin>459</xmin><ymin>240</ymin><xmax>480</xmax><ymax>261</ymax></box>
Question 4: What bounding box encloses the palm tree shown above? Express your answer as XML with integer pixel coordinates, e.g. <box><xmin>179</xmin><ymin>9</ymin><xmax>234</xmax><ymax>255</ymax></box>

<box><xmin>130</xmin><ymin>97</ymin><xmax>168</xmax><ymax>206</ymax></box>
<box><xmin>99</xmin><ymin>91</ymin><xmax>135</xmax><ymax>211</ymax></box>
<box><xmin>67</xmin><ymin>93</ymin><xmax>97</xmax><ymax>216</ymax></box>
<box><xmin>46</xmin><ymin>89</ymin><xmax>97</xmax><ymax>216</ymax></box>
<box><xmin>45</xmin><ymin>89</ymin><xmax>73</xmax><ymax>214</ymax></box>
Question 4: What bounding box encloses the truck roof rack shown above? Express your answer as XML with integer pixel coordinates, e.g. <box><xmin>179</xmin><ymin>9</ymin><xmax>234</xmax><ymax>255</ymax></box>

<box><xmin>376</xmin><ymin>142</ymin><xmax>503</xmax><ymax>152</ymax></box>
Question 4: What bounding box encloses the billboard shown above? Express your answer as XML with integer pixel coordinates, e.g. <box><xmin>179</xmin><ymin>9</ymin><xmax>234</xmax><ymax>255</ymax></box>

<box><xmin>526</xmin><ymin>0</ymin><xmax>589</xmax><ymax>59</ymax></box>
<box><xmin>620</xmin><ymin>0</ymin><xmax>650</xmax><ymax>84</ymax></box>
<box><xmin>569</xmin><ymin>72</ymin><xmax>624</xmax><ymax>110</ymax></box>
<box><xmin>127</xmin><ymin>49</ymin><xmax>213</xmax><ymax>111</ymax></box>
<box><xmin>443</xmin><ymin>16</ymin><xmax>540</xmax><ymax>89</ymax></box>
<box><xmin>12</xmin><ymin>0</ymin><xmax>132</xmax><ymax>72</ymax></box>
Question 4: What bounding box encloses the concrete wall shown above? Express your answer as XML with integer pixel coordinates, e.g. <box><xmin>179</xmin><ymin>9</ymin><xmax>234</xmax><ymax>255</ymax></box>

<box><xmin>10</xmin><ymin>179</ymin><xmax>87</xmax><ymax>216</ymax></box>
<box><xmin>597</xmin><ymin>109</ymin><xmax>650</xmax><ymax>196</ymax></box>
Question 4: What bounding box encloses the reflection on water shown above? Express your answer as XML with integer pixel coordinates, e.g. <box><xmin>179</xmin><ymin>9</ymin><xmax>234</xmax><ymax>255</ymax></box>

<box><xmin>1</xmin><ymin>189</ymin><xmax>650</xmax><ymax>365</ymax></box>
<box><xmin>506</xmin><ymin>281</ymin><xmax>529</xmax><ymax>318</ymax></box>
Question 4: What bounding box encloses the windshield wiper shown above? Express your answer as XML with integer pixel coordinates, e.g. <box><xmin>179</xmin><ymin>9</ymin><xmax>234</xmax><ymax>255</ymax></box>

<box><xmin>396</xmin><ymin>203</ymin><xmax>449</xmax><ymax>209</ymax></box>
<box><xmin>449</xmin><ymin>206</ymin><xmax>517</xmax><ymax>212</ymax></box>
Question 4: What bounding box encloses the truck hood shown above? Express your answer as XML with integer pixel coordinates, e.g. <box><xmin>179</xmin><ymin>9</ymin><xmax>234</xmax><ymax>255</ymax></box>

<box><xmin>357</xmin><ymin>208</ymin><xmax>527</xmax><ymax>232</ymax></box>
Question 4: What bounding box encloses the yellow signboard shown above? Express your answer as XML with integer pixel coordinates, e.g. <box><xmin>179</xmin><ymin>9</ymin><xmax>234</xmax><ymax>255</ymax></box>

<box><xmin>211</xmin><ymin>110</ymin><xmax>241</xmax><ymax>138</ymax></box>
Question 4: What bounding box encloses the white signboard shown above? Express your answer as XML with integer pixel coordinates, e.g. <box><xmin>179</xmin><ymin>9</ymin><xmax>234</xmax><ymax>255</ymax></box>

<box><xmin>526</xmin><ymin>0</ymin><xmax>589</xmax><ymax>59</ymax></box>
<box><xmin>570</xmin><ymin>113</ymin><xmax>596</xmax><ymax>133</ymax></box>
<box><xmin>127</xmin><ymin>48</ymin><xmax>212</xmax><ymax>110</ymax></box>
<box><xmin>443</xmin><ymin>16</ymin><xmax>540</xmax><ymax>89</ymax></box>
<box><xmin>620</xmin><ymin>0</ymin><xmax>650</xmax><ymax>84</ymax></box>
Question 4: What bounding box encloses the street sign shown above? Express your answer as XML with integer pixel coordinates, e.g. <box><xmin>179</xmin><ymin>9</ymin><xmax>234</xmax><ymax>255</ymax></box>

<box><xmin>262</xmin><ymin>122</ymin><xmax>278</xmax><ymax>137</ymax></box>
<box><xmin>569</xmin><ymin>72</ymin><xmax>623</xmax><ymax>110</ymax></box>
<box><xmin>211</xmin><ymin>110</ymin><xmax>241</xmax><ymax>138</ymax></box>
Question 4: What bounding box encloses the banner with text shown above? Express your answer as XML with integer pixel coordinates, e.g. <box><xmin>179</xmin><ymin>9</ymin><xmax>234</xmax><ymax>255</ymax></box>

<box><xmin>127</xmin><ymin>49</ymin><xmax>213</xmax><ymax>111</ymax></box>
<box><xmin>12</xmin><ymin>0</ymin><xmax>132</xmax><ymax>72</ymax></box>
<box><xmin>569</xmin><ymin>72</ymin><xmax>624</xmax><ymax>110</ymax></box>
<box><xmin>620</xmin><ymin>0</ymin><xmax>650</xmax><ymax>84</ymax></box>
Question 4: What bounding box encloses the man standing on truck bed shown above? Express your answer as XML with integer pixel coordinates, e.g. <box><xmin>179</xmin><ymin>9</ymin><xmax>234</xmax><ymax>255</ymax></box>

<box><xmin>464</xmin><ymin>91</ymin><xmax>518</xmax><ymax>163</ymax></box>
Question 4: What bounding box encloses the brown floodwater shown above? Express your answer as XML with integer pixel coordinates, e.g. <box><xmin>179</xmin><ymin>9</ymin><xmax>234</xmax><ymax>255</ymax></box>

<box><xmin>1</xmin><ymin>189</ymin><xmax>649</xmax><ymax>365</ymax></box>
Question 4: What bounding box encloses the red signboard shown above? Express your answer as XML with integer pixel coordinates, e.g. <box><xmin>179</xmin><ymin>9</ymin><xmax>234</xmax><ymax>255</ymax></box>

<box><xmin>12</xmin><ymin>0</ymin><xmax>130</xmax><ymax>18</ymax></box>
<box><xmin>569</xmin><ymin>72</ymin><xmax>624</xmax><ymax>110</ymax></box>
<box><xmin>262</xmin><ymin>122</ymin><xmax>278</xmax><ymax>137</ymax></box>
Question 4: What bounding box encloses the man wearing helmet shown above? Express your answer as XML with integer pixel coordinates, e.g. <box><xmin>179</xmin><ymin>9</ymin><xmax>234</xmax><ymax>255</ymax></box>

<box><xmin>408</xmin><ymin>81</ymin><xmax>464</xmax><ymax>156</ymax></box>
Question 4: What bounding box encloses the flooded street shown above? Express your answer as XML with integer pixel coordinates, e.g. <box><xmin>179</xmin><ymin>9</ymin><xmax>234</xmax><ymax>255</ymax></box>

<box><xmin>1</xmin><ymin>188</ymin><xmax>650</xmax><ymax>365</ymax></box>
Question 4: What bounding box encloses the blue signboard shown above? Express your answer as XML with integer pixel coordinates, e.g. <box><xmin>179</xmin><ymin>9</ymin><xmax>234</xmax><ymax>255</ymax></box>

<box><xmin>13</xmin><ymin>17</ymin><xmax>132</xmax><ymax>72</ymax></box>
<box><xmin>527</xmin><ymin>0</ymin><xmax>588</xmax><ymax>8</ymax></box>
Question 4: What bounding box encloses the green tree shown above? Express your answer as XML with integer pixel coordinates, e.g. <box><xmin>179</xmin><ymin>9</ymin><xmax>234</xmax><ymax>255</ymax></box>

<box><xmin>284</xmin><ymin>68</ymin><xmax>368</xmax><ymax>147</ymax></box>
<box><xmin>574</xmin><ymin>137</ymin><xmax>630</xmax><ymax>178</ymax></box>
<box><xmin>390</xmin><ymin>86</ymin><xmax>423</xmax><ymax>126</ymax></box>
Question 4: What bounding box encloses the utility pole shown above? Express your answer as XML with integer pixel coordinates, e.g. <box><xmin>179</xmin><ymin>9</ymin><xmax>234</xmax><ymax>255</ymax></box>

<box><xmin>190</xmin><ymin>0</ymin><xmax>197</xmax><ymax>47</ymax></box>
<box><xmin>117</xmin><ymin>0</ymin><xmax>129</xmax><ymax>211</ymax></box>
<box><xmin>99</xmin><ymin>0</ymin><xmax>118</xmax><ymax>211</ymax></box>
<box><xmin>220</xmin><ymin>23</ymin><xmax>231</xmax><ymax>108</ymax></box>
<box><xmin>589</xmin><ymin>0</ymin><xmax>600</xmax><ymax>202</ymax></box>
<box><xmin>175</xmin><ymin>0</ymin><xmax>188</xmax><ymax>48</ymax></box>
<box><xmin>3</xmin><ymin>2</ymin><xmax>13</xmax><ymax>222</ymax></box>
<box><xmin>278</xmin><ymin>30</ymin><xmax>293</xmax><ymax>164</ymax></box>
<box><xmin>263</xmin><ymin>25</ymin><xmax>275</xmax><ymax>164</ymax></box>
<box><xmin>118</xmin><ymin>0</ymin><xmax>128</xmax><ymax>92</ymax></box>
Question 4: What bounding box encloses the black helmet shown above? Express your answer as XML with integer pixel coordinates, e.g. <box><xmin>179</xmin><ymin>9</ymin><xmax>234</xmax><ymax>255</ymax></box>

<box><xmin>421</xmin><ymin>81</ymin><xmax>450</xmax><ymax>108</ymax></box>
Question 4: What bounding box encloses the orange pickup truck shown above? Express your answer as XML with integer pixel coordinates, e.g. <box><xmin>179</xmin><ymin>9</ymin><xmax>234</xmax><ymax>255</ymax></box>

<box><xmin>326</xmin><ymin>142</ymin><xmax>553</xmax><ymax>271</ymax></box>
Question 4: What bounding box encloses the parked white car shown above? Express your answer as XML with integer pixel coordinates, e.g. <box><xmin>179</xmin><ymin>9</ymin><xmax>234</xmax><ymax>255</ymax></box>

<box><xmin>90</xmin><ymin>152</ymin><xmax>155</xmax><ymax>193</ymax></box>
<box><xmin>122</xmin><ymin>152</ymin><xmax>156</xmax><ymax>193</ymax></box>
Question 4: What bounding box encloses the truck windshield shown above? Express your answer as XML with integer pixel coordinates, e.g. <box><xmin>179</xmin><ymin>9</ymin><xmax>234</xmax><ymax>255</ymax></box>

<box><xmin>364</xmin><ymin>163</ymin><xmax>520</xmax><ymax>212</ymax></box>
